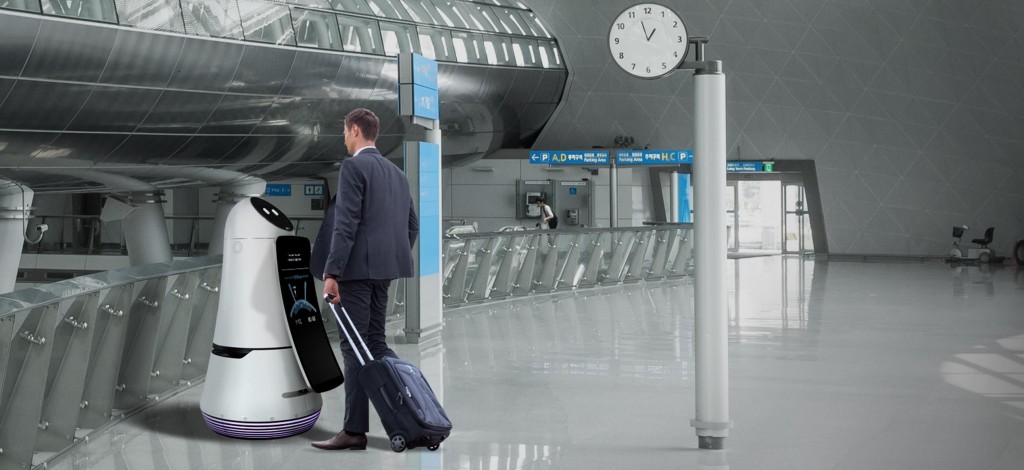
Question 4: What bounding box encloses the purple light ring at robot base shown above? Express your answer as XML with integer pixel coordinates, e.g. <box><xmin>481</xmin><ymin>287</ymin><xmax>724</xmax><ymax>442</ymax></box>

<box><xmin>202</xmin><ymin>410</ymin><xmax>320</xmax><ymax>439</ymax></box>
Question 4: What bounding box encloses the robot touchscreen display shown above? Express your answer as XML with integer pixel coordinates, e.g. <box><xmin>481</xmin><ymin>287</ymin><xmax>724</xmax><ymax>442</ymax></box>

<box><xmin>276</xmin><ymin>236</ymin><xmax>343</xmax><ymax>392</ymax></box>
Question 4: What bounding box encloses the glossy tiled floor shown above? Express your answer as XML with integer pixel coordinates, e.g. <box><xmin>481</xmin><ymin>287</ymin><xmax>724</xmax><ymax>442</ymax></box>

<box><xmin>46</xmin><ymin>257</ymin><xmax>1024</xmax><ymax>469</ymax></box>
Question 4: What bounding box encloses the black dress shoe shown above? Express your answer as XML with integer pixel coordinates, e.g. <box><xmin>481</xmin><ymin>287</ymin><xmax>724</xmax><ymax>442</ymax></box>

<box><xmin>311</xmin><ymin>431</ymin><xmax>368</xmax><ymax>450</ymax></box>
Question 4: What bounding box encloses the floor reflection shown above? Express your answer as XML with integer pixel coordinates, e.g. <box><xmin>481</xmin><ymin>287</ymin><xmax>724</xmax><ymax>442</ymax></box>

<box><xmin>44</xmin><ymin>256</ymin><xmax>1024</xmax><ymax>470</ymax></box>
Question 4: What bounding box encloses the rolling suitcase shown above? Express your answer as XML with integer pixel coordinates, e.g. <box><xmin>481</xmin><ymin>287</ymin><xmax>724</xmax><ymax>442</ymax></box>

<box><xmin>325</xmin><ymin>298</ymin><xmax>452</xmax><ymax>452</ymax></box>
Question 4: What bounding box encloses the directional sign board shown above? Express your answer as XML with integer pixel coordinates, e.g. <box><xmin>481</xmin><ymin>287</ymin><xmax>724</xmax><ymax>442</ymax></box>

<box><xmin>399</xmin><ymin>53</ymin><xmax>439</xmax><ymax>121</ymax></box>
<box><xmin>529</xmin><ymin>150</ymin><xmax>610</xmax><ymax>165</ymax></box>
<box><xmin>726</xmin><ymin>161</ymin><xmax>775</xmax><ymax>172</ymax></box>
<box><xmin>615</xmin><ymin>149</ymin><xmax>693</xmax><ymax>165</ymax></box>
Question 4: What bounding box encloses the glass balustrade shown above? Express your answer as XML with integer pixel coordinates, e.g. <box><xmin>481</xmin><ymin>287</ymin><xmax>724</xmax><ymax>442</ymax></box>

<box><xmin>2</xmin><ymin>224</ymin><xmax>693</xmax><ymax>468</ymax></box>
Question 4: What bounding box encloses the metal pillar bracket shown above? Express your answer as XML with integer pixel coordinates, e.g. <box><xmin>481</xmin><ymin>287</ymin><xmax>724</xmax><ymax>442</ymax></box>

<box><xmin>102</xmin><ymin>304</ymin><xmax>124</xmax><ymax>317</ymax></box>
<box><xmin>19</xmin><ymin>331</ymin><xmax>46</xmax><ymax>345</ymax></box>
<box><xmin>63</xmin><ymin>316</ymin><xmax>89</xmax><ymax>329</ymax></box>
<box><xmin>200</xmin><ymin>282</ymin><xmax>219</xmax><ymax>293</ymax></box>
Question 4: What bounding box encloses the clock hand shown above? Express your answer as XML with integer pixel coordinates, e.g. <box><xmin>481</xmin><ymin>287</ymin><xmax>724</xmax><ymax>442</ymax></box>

<box><xmin>641</xmin><ymin>21</ymin><xmax>649</xmax><ymax>41</ymax></box>
<box><xmin>646</xmin><ymin>26</ymin><xmax>657</xmax><ymax>42</ymax></box>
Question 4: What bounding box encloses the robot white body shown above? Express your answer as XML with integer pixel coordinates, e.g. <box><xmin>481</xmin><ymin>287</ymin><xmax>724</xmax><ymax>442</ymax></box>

<box><xmin>200</xmin><ymin>198</ymin><xmax>322</xmax><ymax>439</ymax></box>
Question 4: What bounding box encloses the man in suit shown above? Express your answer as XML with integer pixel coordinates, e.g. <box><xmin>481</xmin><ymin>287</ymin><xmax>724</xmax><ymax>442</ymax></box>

<box><xmin>311</xmin><ymin>108</ymin><xmax>419</xmax><ymax>451</ymax></box>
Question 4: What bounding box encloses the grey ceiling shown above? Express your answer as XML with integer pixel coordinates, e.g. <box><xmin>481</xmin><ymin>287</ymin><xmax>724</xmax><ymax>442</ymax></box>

<box><xmin>522</xmin><ymin>0</ymin><xmax>1024</xmax><ymax>256</ymax></box>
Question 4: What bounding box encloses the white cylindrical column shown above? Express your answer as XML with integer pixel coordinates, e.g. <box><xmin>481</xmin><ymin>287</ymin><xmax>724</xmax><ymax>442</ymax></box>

<box><xmin>609</xmin><ymin>160</ymin><xmax>618</xmax><ymax>227</ymax></box>
<box><xmin>690</xmin><ymin>64</ymin><xmax>731</xmax><ymax>449</ymax></box>
<box><xmin>119</xmin><ymin>192</ymin><xmax>173</xmax><ymax>266</ymax></box>
<box><xmin>0</xmin><ymin>181</ymin><xmax>33</xmax><ymax>294</ymax></box>
<box><xmin>670</xmin><ymin>171</ymin><xmax>680</xmax><ymax>223</ymax></box>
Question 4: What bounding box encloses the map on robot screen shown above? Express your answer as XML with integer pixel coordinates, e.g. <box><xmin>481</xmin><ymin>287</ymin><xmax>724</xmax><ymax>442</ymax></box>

<box><xmin>283</xmin><ymin>273</ymin><xmax>318</xmax><ymax>324</ymax></box>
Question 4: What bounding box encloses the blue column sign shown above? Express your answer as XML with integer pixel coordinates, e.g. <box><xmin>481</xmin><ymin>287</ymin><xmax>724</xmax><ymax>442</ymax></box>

<box><xmin>415</xmin><ymin>142</ymin><xmax>440</xmax><ymax>277</ymax></box>
<box><xmin>677</xmin><ymin>173</ymin><xmax>692</xmax><ymax>223</ymax></box>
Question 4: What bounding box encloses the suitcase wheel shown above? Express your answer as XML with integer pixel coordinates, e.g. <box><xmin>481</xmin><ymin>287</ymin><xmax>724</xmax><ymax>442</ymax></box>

<box><xmin>428</xmin><ymin>444</ymin><xmax>440</xmax><ymax>451</ymax></box>
<box><xmin>390</xmin><ymin>434</ymin><xmax>407</xmax><ymax>452</ymax></box>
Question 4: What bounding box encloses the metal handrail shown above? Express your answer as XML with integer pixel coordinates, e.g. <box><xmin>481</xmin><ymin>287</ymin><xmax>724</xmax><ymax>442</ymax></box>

<box><xmin>440</xmin><ymin>225</ymin><xmax>694</xmax><ymax>306</ymax></box>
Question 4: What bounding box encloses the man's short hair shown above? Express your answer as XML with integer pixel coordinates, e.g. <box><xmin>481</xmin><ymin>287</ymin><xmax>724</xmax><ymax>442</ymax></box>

<box><xmin>536</xmin><ymin>198</ymin><xmax>545</xmax><ymax>204</ymax></box>
<box><xmin>345</xmin><ymin>108</ymin><xmax>379</xmax><ymax>142</ymax></box>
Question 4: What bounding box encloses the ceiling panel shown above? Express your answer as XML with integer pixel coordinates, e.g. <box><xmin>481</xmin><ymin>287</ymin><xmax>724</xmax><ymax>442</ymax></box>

<box><xmin>100</xmin><ymin>134</ymin><xmax>192</xmax><ymax>164</ymax></box>
<box><xmin>66</xmin><ymin>88</ymin><xmax>163</xmax><ymax>133</ymax></box>
<box><xmin>254</xmin><ymin>98</ymin><xmax>322</xmax><ymax>135</ymax></box>
<box><xmin>334</xmin><ymin>56</ymin><xmax>385</xmax><ymax>101</ymax></box>
<box><xmin>229</xmin><ymin>45</ymin><xmax>296</xmax><ymax>95</ymax></box>
<box><xmin>163</xmin><ymin>135</ymin><xmax>247</xmax><ymax>165</ymax></box>
<box><xmin>0</xmin><ymin>14</ymin><xmax>40</xmax><ymax>77</ymax></box>
<box><xmin>20</xmin><ymin>20</ymin><xmax>117</xmax><ymax>83</ymax></box>
<box><xmin>99</xmin><ymin>30</ymin><xmax>186</xmax><ymax>87</ymax></box>
<box><xmin>165</xmin><ymin>38</ymin><xmax>245</xmax><ymax>92</ymax></box>
<box><xmin>0</xmin><ymin>169</ymin><xmax>107</xmax><ymax>193</ymax></box>
<box><xmin>278</xmin><ymin>51</ymin><xmax>345</xmax><ymax>99</ymax></box>
<box><xmin>137</xmin><ymin>90</ymin><xmax>222</xmax><ymax>134</ymax></box>
<box><xmin>0</xmin><ymin>80</ymin><xmax>92</xmax><ymax>130</ymax></box>
<box><xmin>0</xmin><ymin>131</ymin><xmax>61</xmax><ymax>167</ymax></box>
<box><xmin>217</xmin><ymin>135</ymin><xmax>294</xmax><ymax>165</ymax></box>
<box><xmin>198</xmin><ymin>94</ymin><xmax>275</xmax><ymax>135</ymax></box>
<box><xmin>0</xmin><ymin>78</ymin><xmax>15</xmax><ymax>108</ymax></box>
<box><xmin>45</xmin><ymin>133</ymin><xmax>131</xmax><ymax>162</ymax></box>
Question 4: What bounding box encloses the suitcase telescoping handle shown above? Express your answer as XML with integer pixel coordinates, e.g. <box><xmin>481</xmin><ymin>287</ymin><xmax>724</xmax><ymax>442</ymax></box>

<box><xmin>324</xmin><ymin>294</ymin><xmax>375</xmax><ymax>366</ymax></box>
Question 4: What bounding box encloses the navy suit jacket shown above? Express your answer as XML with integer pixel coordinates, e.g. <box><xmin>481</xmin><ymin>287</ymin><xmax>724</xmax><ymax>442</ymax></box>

<box><xmin>311</xmin><ymin>148</ymin><xmax>418</xmax><ymax>281</ymax></box>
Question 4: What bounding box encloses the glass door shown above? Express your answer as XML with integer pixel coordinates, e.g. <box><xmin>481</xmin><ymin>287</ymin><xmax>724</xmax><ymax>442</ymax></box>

<box><xmin>782</xmin><ymin>184</ymin><xmax>813</xmax><ymax>254</ymax></box>
<box><xmin>726</xmin><ymin>182</ymin><xmax>738</xmax><ymax>252</ymax></box>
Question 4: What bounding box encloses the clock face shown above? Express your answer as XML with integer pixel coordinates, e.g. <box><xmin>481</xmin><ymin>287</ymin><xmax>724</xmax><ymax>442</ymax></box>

<box><xmin>608</xmin><ymin>3</ymin><xmax>688</xmax><ymax>79</ymax></box>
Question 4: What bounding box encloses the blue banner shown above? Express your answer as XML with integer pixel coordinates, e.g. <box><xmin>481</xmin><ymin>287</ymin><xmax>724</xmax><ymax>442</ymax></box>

<box><xmin>417</xmin><ymin>142</ymin><xmax>441</xmax><ymax>277</ymax></box>
<box><xmin>529</xmin><ymin>150</ymin><xmax>610</xmax><ymax>165</ymax></box>
<box><xmin>412</xmin><ymin>84</ymin><xmax>439</xmax><ymax>120</ymax></box>
<box><xmin>677</xmin><ymin>173</ymin><xmax>692</xmax><ymax>223</ymax></box>
<box><xmin>615</xmin><ymin>149</ymin><xmax>693</xmax><ymax>165</ymax></box>
<box><xmin>412</xmin><ymin>53</ymin><xmax>438</xmax><ymax>90</ymax></box>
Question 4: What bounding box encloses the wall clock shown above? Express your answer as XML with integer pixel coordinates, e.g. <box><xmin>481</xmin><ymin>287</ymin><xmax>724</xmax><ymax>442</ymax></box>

<box><xmin>608</xmin><ymin>3</ymin><xmax>689</xmax><ymax>79</ymax></box>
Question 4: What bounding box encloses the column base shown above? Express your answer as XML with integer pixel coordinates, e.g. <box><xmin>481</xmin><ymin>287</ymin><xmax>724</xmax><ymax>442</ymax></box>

<box><xmin>393</xmin><ymin>322</ymin><xmax>442</xmax><ymax>347</ymax></box>
<box><xmin>698</xmin><ymin>436</ymin><xmax>725</xmax><ymax>449</ymax></box>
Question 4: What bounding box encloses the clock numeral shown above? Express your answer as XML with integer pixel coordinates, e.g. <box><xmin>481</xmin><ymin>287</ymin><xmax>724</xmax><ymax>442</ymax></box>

<box><xmin>677</xmin><ymin>36</ymin><xmax>683</xmax><ymax>43</ymax></box>
<box><xmin>617</xmin><ymin>22</ymin><xmax>625</xmax><ymax>29</ymax></box>
<box><xmin>661</xmin><ymin>11</ymin><xmax>665</xmax><ymax>17</ymax></box>
<box><xmin>614</xmin><ymin>38</ymin><xmax>620</xmax><ymax>45</ymax></box>
<box><xmin>628</xmin><ymin>11</ymin><xmax>635</xmax><ymax>18</ymax></box>
<box><xmin>643</xmin><ymin>7</ymin><xmax>651</xmax><ymax>14</ymax></box>
<box><xmin>662</xmin><ymin>62</ymin><xmax>667</xmax><ymax>69</ymax></box>
<box><xmin>674</xmin><ymin>51</ymin><xmax>678</xmax><ymax>58</ymax></box>
<box><xmin>631</xmin><ymin>63</ymin><xmax>636</xmax><ymax>70</ymax></box>
<box><xmin>646</xmin><ymin>66</ymin><xmax>651</xmax><ymax>73</ymax></box>
<box><xmin>673</xmin><ymin>21</ymin><xmax>678</xmax><ymax>27</ymax></box>
<box><xmin>619</xmin><ymin>52</ymin><xmax>624</xmax><ymax>59</ymax></box>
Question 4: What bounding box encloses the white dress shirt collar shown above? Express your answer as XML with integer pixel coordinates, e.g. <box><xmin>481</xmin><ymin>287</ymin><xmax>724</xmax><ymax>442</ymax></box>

<box><xmin>353</xmin><ymin>146</ymin><xmax>376</xmax><ymax>157</ymax></box>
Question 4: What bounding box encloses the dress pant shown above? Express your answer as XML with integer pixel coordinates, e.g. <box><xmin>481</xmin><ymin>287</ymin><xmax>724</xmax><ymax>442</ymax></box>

<box><xmin>335</xmin><ymin>279</ymin><xmax>398</xmax><ymax>434</ymax></box>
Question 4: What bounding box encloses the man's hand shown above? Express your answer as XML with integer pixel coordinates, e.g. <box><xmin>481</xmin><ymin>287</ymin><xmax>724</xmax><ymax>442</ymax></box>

<box><xmin>323</xmin><ymin>277</ymin><xmax>341</xmax><ymax>304</ymax></box>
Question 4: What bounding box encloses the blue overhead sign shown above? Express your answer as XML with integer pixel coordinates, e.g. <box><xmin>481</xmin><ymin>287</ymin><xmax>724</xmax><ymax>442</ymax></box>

<box><xmin>264</xmin><ymin>183</ymin><xmax>291</xmax><ymax>197</ymax></box>
<box><xmin>399</xmin><ymin>53</ymin><xmax>440</xmax><ymax>121</ymax></box>
<box><xmin>411</xmin><ymin>53</ymin><xmax>438</xmax><ymax>90</ymax></box>
<box><xmin>529</xmin><ymin>150</ymin><xmax>610</xmax><ymax>165</ymax></box>
<box><xmin>615</xmin><ymin>149</ymin><xmax>693</xmax><ymax>165</ymax></box>
<box><xmin>400</xmin><ymin>84</ymin><xmax>439</xmax><ymax>120</ymax></box>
